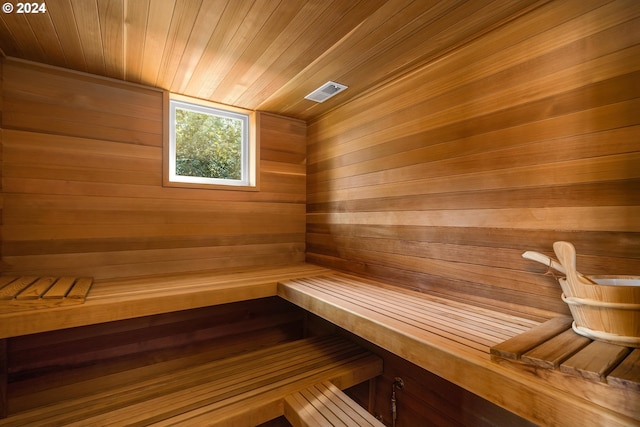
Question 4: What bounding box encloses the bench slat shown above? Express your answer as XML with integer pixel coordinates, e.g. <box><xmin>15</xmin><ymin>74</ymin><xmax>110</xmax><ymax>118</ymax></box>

<box><xmin>521</xmin><ymin>329</ymin><xmax>592</xmax><ymax>369</ymax></box>
<box><xmin>607</xmin><ymin>349</ymin><xmax>640</xmax><ymax>391</ymax></box>
<box><xmin>15</xmin><ymin>277</ymin><xmax>57</xmax><ymax>300</ymax></box>
<box><xmin>41</xmin><ymin>277</ymin><xmax>77</xmax><ymax>299</ymax></box>
<box><xmin>560</xmin><ymin>341</ymin><xmax>631</xmax><ymax>382</ymax></box>
<box><xmin>0</xmin><ymin>278</ymin><xmax>37</xmax><ymax>300</ymax></box>
<box><xmin>490</xmin><ymin>317</ymin><xmax>573</xmax><ymax>360</ymax></box>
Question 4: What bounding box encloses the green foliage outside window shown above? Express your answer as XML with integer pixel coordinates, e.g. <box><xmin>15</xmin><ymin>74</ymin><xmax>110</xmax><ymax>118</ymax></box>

<box><xmin>174</xmin><ymin>108</ymin><xmax>243</xmax><ymax>180</ymax></box>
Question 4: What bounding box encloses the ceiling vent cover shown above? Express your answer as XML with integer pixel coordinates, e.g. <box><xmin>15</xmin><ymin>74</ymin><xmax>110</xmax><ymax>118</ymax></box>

<box><xmin>304</xmin><ymin>81</ymin><xmax>348</xmax><ymax>103</ymax></box>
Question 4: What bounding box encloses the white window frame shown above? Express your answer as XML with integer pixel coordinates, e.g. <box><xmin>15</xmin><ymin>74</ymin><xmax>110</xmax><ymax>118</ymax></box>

<box><xmin>164</xmin><ymin>93</ymin><xmax>258</xmax><ymax>190</ymax></box>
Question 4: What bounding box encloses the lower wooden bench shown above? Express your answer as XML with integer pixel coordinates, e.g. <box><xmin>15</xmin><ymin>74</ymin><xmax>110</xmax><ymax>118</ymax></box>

<box><xmin>285</xmin><ymin>381</ymin><xmax>385</xmax><ymax>427</ymax></box>
<box><xmin>0</xmin><ymin>334</ymin><xmax>382</xmax><ymax>427</ymax></box>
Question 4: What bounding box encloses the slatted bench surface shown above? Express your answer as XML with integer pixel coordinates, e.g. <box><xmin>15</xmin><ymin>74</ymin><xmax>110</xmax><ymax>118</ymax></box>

<box><xmin>491</xmin><ymin>317</ymin><xmax>640</xmax><ymax>390</ymax></box>
<box><xmin>0</xmin><ymin>276</ymin><xmax>93</xmax><ymax>313</ymax></box>
<box><xmin>278</xmin><ymin>273</ymin><xmax>640</xmax><ymax>427</ymax></box>
<box><xmin>0</xmin><ymin>264</ymin><xmax>332</xmax><ymax>338</ymax></box>
<box><xmin>284</xmin><ymin>381</ymin><xmax>385</xmax><ymax>427</ymax></box>
<box><xmin>279</xmin><ymin>274</ymin><xmax>539</xmax><ymax>359</ymax></box>
<box><xmin>1</xmin><ymin>335</ymin><xmax>382</xmax><ymax>427</ymax></box>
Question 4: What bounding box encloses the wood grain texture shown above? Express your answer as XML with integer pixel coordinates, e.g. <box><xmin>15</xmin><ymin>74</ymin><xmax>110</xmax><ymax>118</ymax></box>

<box><xmin>279</xmin><ymin>275</ymin><xmax>639</xmax><ymax>426</ymax></box>
<box><xmin>0</xmin><ymin>0</ymin><xmax>551</xmax><ymax>121</ymax></box>
<box><xmin>490</xmin><ymin>316</ymin><xmax>573</xmax><ymax>360</ymax></box>
<box><xmin>305</xmin><ymin>0</ymin><xmax>640</xmax><ymax>320</ymax></box>
<box><xmin>0</xmin><ymin>59</ymin><xmax>307</xmax><ymax>280</ymax></box>
<box><xmin>608</xmin><ymin>349</ymin><xmax>640</xmax><ymax>391</ymax></box>
<box><xmin>560</xmin><ymin>341</ymin><xmax>631</xmax><ymax>382</ymax></box>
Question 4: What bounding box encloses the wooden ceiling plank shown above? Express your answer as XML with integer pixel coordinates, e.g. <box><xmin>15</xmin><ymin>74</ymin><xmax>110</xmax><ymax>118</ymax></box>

<box><xmin>155</xmin><ymin>0</ymin><xmax>203</xmax><ymax>89</ymax></box>
<box><xmin>170</xmin><ymin>0</ymin><xmax>229</xmax><ymax>95</ymax></box>
<box><xmin>255</xmin><ymin>0</ymin><xmax>392</xmax><ymax>113</ymax></box>
<box><xmin>20</xmin><ymin>12</ymin><xmax>68</xmax><ymax>68</ymax></box>
<box><xmin>139</xmin><ymin>0</ymin><xmax>176</xmax><ymax>87</ymax></box>
<box><xmin>0</xmin><ymin>15</ymin><xmax>20</xmax><ymax>57</ymax></box>
<box><xmin>70</xmin><ymin>0</ymin><xmax>106</xmax><ymax>76</ymax></box>
<box><xmin>181</xmin><ymin>0</ymin><xmax>252</xmax><ymax>98</ymax></box>
<box><xmin>0</xmin><ymin>11</ymin><xmax>47</xmax><ymax>63</ymax></box>
<box><xmin>123</xmin><ymin>0</ymin><xmax>149</xmax><ymax>83</ymax></box>
<box><xmin>281</xmin><ymin>0</ymin><xmax>543</xmax><ymax>119</ymax></box>
<box><xmin>209</xmin><ymin>0</ymin><xmax>313</xmax><ymax>106</ymax></box>
<box><xmin>275</xmin><ymin>0</ymin><xmax>451</xmax><ymax>115</ymax></box>
<box><xmin>1</xmin><ymin>0</ymin><xmax>632</xmax><ymax>121</ymax></box>
<box><xmin>192</xmin><ymin>0</ymin><xmax>282</xmax><ymax>102</ymax></box>
<box><xmin>98</xmin><ymin>0</ymin><xmax>125</xmax><ymax>80</ymax></box>
<box><xmin>234</xmin><ymin>0</ymin><xmax>375</xmax><ymax>108</ymax></box>
<box><xmin>45</xmin><ymin>0</ymin><xmax>86</xmax><ymax>70</ymax></box>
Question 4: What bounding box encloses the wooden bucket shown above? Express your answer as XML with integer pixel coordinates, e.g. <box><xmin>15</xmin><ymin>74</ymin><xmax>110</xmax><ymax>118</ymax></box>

<box><xmin>554</xmin><ymin>242</ymin><xmax>640</xmax><ymax>347</ymax></box>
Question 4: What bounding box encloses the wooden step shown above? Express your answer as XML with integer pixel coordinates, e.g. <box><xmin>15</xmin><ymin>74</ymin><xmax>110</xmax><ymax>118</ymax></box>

<box><xmin>284</xmin><ymin>381</ymin><xmax>385</xmax><ymax>427</ymax></box>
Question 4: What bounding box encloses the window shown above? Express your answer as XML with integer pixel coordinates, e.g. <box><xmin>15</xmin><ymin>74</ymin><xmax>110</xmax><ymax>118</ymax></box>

<box><xmin>166</xmin><ymin>95</ymin><xmax>257</xmax><ymax>189</ymax></box>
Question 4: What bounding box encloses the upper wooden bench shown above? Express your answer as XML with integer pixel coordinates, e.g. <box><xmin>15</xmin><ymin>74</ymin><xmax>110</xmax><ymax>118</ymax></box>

<box><xmin>278</xmin><ymin>273</ymin><xmax>639</xmax><ymax>427</ymax></box>
<box><xmin>0</xmin><ymin>264</ymin><xmax>332</xmax><ymax>339</ymax></box>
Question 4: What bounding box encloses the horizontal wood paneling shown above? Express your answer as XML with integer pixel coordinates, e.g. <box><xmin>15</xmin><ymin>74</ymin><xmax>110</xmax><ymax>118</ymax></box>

<box><xmin>0</xmin><ymin>58</ymin><xmax>307</xmax><ymax>279</ymax></box>
<box><xmin>306</xmin><ymin>0</ymin><xmax>640</xmax><ymax>320</ymax></box>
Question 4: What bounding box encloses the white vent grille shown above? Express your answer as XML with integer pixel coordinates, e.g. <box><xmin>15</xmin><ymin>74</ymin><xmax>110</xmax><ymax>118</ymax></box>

<box><xmin>304</xmin><ymin>81</ymin><xmax>348</xmax><ymax>103</ymax></box>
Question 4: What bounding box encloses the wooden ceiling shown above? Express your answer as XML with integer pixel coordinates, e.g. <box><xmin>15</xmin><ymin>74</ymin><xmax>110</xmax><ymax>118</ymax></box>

<box><xmin>0</xmin><ymin>0</ymin><xmax>545</xmax><ymax>121</ymax></box>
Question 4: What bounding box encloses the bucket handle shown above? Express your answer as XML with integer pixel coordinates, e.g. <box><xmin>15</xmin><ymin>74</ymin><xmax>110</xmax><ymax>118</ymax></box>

<box><xmin>521</xmin><ymin>251</ymin><xmax>566</xmax><ymax>276</ymax></box>
<box><xmin>553</xmin><ymin>241</ymin><xmax>598</xmax><ymax>285</ymax></box>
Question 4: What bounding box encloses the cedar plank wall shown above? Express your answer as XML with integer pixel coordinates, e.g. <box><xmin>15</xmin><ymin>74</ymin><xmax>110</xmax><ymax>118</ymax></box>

<box><xmin>0</xmin><ymin>58</ymin><xmax>306</xmax><ymax>279</ymax></box>
<box><xmin>306</xmin><ymin>0</ymin><xmax>640</xmax><ymax>321</ymax></box>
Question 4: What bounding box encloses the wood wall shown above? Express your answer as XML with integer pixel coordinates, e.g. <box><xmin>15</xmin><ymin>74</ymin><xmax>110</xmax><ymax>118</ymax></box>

<box><xmin>306</xmin><ymin>0</ymin><xmax>640</xmax><ymax>321</ymax></box>
<box><xmin>0</xmin><ymin>58</ymin><xmax>307</xmax><ymax>279</ymax></box>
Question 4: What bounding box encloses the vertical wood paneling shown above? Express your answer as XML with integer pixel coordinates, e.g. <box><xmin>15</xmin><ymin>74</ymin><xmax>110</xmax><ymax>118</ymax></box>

<box><xmin>306</xmin><ymin>0</ymin><xmax>640</xmax><ymax>320</ymax></box>
<box><xmin>0</xmin><ymin>58</ymin><xmax>307</xmax><ymax>280</ymax></box>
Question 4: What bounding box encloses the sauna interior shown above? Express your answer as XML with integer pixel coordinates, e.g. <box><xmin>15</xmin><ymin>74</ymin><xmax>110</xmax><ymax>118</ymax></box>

<box><xmin>0</xmin><ymin>1</ymin><xmax>638</xmax><ymax>426</ymax></box>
